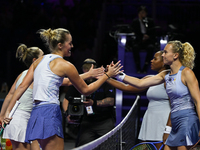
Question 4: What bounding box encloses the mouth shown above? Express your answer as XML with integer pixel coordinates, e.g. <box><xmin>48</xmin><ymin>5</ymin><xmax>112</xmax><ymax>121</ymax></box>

<box><xmin>150</xmin><ymin>64</ymin><xmax>153</xmax><ymax>69</ymax></box>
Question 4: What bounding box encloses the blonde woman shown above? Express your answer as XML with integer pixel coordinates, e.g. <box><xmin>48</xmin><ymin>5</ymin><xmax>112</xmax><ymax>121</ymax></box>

<box><xmin>115</xmin><ymin>40</ymin><xmax>200</xmax><ymax>149</ymax></box>
<box><xmin>3</xmin><ymin>28</ymin><xmax>122</xmax><ymax>150</ymax></box>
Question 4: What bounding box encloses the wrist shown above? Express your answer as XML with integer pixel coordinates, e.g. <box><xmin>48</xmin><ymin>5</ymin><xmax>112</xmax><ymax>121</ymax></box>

<box><xmin>105</xmin><ymin>73</ymin><xmax>110</xmax><ymax>79</ymax></box>
<box><xmin>116</xmin><ymin>72</ymin><xmax>126</xmax><ymax>81</ymax></box>
<box><xmin>164</xmin><ymin>126</ymin><xmax>172</xmax><ymax>134</ymax></box>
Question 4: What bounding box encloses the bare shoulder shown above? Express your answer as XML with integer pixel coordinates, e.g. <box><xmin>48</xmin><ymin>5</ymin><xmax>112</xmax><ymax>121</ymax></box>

<box><xmin>182</xmin><ymin>67</ymin><xmax>195</xmax><ymax>79</ymax></box>
<box><xmin>56</xmin><ymin>58</ymin><xmax>75</xmax><ymax>69</ymax></box>
<box><xmin>182</xmin><ymin>67</ymin><xmax>197</xmax><ymax>85</ymax></box>
<box><xmin>182</xmin><ymin>67</ymin><xmax>193</xmax><ymax>74</ymax></box>
<box><xmin>53</xmin><ymin>58</ymin><xmax>78</xmax><ymax>77</ymax></box>
<box><xmin>32</xmin><ymin>56</ymin><xmax>44</xmax><ymax>70</ymax></box>
<box><xmin>158</xmin><ymin>69</ymin><xmax>171</xmax><ymax>78</ymax></box>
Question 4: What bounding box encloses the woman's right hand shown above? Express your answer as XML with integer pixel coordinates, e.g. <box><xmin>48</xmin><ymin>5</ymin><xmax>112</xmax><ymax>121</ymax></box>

<box><xmin>2</xmin><ymin>111</ymin><xmax>12</xmax><ymax>128</ymax></box>
<box><xmin>106</xmin><ymin>61</ymin><xmax>123</xmax><ymax>78</ymax></box>
<box><xmin>0</xmin><ymin>115</ymin><xmax>3</xmax><ymax>128</ymax></box>
<box><xmin>88</xmin><ymin>65</ymin><xmax>105</xmax><ymax>78</ymax></box>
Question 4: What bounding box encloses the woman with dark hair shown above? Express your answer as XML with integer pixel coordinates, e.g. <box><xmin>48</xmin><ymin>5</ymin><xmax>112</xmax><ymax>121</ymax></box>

<box><xmin>107</xmin><ymin>51</ymin><xmax>170</xmax><ymax>149</ymax></box>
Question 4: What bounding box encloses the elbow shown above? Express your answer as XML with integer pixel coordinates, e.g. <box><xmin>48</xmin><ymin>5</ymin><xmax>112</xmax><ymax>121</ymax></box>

<box><xmin>79</xmin><ymin>89</ymin><xmax>91</xmax><ymax>96</ymax></box>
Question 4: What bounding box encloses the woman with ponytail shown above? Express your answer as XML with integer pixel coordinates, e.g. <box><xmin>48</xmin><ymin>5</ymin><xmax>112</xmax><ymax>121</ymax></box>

<box><xmin>0</xmin><ymin>44</ymin><xmax>43</xmax><ymax>150</ymax></box>
<box><xmin>114</xmin><ymin>40</ymin><xmax>200</xmax><ymax>149</ymax></box>
<box><xmin>3</xmin><ymin>28</ymin><xmax>122</xmax><ymax>150</ymax></box>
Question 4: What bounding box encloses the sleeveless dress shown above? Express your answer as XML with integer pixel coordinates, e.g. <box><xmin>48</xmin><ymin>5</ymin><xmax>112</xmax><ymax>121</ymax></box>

<box><xmin>3</xmin><ymin>70</ymin><xmax>33</xmax><ymax>142</ymax></box>
<box><xmin>165</xmin><ymin>66</ymin><xmax>199</xmax><ymax>146</ymax></box>
<box><xmin>138</xmin><ymin>82</ymin><xmax>170</xmax><ymax>141</ymax></box>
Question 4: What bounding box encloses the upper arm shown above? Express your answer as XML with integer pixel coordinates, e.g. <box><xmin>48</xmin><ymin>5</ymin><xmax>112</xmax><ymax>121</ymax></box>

<box><xmin>20</xmin><ymin>65</ymin><xmax>34</xmax><ymax>89</ymax></box>
<box><xmin>0</xmin><ymin>74</ymin><xmax>20</xmax><ymax>116</ymax></box>
<box><xmin>182</xmin><ymin>68</ymin><xmax>200</xmax><ymax>104</ymax></box>
<box><xmin>63</xmin><ymin>62</ymin><xmax>88</xmax><ymax>94</ymax></box>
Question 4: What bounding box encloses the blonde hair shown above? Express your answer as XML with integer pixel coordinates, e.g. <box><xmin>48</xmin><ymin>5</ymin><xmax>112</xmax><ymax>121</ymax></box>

<box><xmin>82</xmin><ymin>58</ymin><xmax>97</xmax><ymax>71</ymax></box>
<box><xmin>167</xmin><ymin>40</ymin><xmax>195</xmax><ymax>69</ymax></box>
<box><xmin>37</xmin><ymin>28</ymin><xmax>70</xmax><ymax>52</ymax></box>
<box><xmin>16</xmin><ymin>44</ymin><xmax>41</xmax><ymax>67</ymax></box>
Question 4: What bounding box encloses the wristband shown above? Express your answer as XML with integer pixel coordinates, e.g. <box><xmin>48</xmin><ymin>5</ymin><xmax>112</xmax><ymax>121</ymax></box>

<box><xmin>164</xmin><ymin>126</ymin><xmax>172</xmax><ymax>134</ymax></box>
<box><xmin>116</xmin><ymin>72</ymin><xmax>126</xmax><ymax>81</ymax></box>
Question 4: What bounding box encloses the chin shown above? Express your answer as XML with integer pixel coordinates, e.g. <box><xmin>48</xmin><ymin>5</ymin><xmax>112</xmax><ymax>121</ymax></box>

<box><xmin>65</xmin><ymin>53</ymin><xmax>71</xmax><ymax>57</ymax></box>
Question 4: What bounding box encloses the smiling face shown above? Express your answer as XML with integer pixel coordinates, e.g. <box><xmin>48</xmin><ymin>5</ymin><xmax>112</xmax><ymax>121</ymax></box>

<box><xmin>162</xmin><ymin>44</ymin><xmax>176</xmax><ymax>66</ymax></box>
<box><xmin>62</xmin><ymin>34</ymin><xmax>73</xmax><ymax>57</ymax></box>
<box><xmin>151</xmin><ymin>51</ymin><xmax>164</xmax><ymax>72</ymax></box>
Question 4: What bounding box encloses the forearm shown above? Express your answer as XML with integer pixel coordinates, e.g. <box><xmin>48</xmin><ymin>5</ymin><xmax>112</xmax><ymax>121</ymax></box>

<box><xmin>79</xmin><ymin>72</ymin><xmax>91</xmax><ymax>80</ymax></box>
<box><xmin>166</xmin><ymin>112</ymin><xmax>171</xmax><ymax>126</ymax></box>
<box><xmin>195</xmin><ymin>104</ymin><xmax>200</xmax><ymax>122</ymax></box>
<box><xmin>123</xmin><ymin>73</ymin><xmax>164</xmax><ymax>88</ymax></box>
<box><xmin>123</xmin><ymin>75</ymin><xmax>148</xmax><ymax>89</ymax></box>
<box><xmin>82</xmin><ymin>74</ymin><xmax>109</xmax><ymax>96</ymax></box>
<box><xmin>0</xmin><ymin>94</ymin><xmax>13</xmax><ymax>116</ymax></box>
<box><xmin>62</xmin><ymin>98</ymin><xmax>69</xmax><ymax>112</ymax></box>
<box><xmin>107</xmin><ymin>78</ymin><xmax>146</xmax><ymax>93</ymax></box>
<box><xmin>97</xmin><ymin>97</ymin><xmax>114</xmax><ymax>107</ymax></box>
<box><xmin>6</xmin><ymin>86</ymin><xmax>26</xmax><ymax>113</ymax></box>
<box><xmin>62</xmin><ymin>72</ymin><xmax>93</xmax><ymax>86</ymax></box>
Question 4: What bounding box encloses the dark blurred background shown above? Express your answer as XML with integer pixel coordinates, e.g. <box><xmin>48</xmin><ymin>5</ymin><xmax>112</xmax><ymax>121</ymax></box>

<box><xmin>0</xmin><ymin>0</ymin><xmax>200</xmax><ymax>89</ymax></box>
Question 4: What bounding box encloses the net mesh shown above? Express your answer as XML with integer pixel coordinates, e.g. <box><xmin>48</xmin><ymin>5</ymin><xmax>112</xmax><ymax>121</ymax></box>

<box><xmin>73</xmin><ymin>95</ymin><xmax>140</xmax><ymax>150</ymax></box>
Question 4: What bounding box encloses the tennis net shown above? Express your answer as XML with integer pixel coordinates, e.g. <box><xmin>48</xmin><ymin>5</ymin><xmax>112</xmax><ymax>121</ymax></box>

<box><xmin>73</xmin><ymin>95</ymin><xmax>140</xmax><ymax>150</ymax></box>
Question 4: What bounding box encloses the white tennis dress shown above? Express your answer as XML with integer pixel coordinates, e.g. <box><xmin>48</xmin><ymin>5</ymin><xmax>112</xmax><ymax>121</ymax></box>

<box><xmin>138</xmin><ymin>83</ymin><xmax>171</xmax><ymax>141</ymax></box>
<box><xmin>3</xmin><ymin>70</ymin><xmax>33</xmax><ymax>142</ymax></box>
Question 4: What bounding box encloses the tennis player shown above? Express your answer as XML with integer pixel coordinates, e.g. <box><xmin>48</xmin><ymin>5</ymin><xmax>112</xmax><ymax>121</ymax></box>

<box><xmin>3</xmin><ymin>28</ymin><xmax>122</xmax><ymax>150</ymax></box>
<box><xmin>115</xmin><ymin>40</ymin><xmax>200</xmax><ymax>149</ymax></box>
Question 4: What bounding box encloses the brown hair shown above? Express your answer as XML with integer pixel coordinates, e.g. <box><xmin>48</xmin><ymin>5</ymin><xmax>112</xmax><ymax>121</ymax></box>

<box><xmin>82</xmin><ymin>58</ymin><xmax>97</xmax><ymax>71</ymax></box>
<box><xmin>16</xmin><ymin>44</ymin><xmax>41</xmax><ymax>68</ymax></box>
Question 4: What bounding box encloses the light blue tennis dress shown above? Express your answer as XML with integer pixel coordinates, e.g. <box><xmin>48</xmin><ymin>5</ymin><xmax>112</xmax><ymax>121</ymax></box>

<box><xmin>165</xmin><ymin>66</ymin><xmax>199</xmax><ymax>146</ymax></box>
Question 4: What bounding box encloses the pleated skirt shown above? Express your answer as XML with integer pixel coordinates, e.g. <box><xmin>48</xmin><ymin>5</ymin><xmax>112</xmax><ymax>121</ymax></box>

<box><xmin>25</xmin><ymin>104</ymin><xmax>64</xmax><ymax>143</ymax></box>
<box><xmin>166</xmin><ymin>109</ymin><xmax>199</xmax><ymax>146</ymax></box>
<box><xmin>3</xmin><ymin>109</ymin><xmax>31</xmax><ymax>143</ymax></box>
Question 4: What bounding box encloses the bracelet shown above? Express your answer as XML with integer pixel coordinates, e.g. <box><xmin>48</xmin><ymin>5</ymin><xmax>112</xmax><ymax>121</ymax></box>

<box><xmin>105</xmin><ymin>73</ymin><xmax>110</xmax><ymax>79</ymax></box>
<box><xmin>116</xmin><ymin>72</ymin><xmax>126</xmax><ymax>81</ymax></box>
<box><xmin>164</xmin><ymin>126</ymin><xmax>172</xmax><ymax>134</ymax></box>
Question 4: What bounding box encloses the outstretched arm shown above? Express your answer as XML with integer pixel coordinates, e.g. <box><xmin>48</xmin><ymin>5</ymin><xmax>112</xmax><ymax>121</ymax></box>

<box><xmin>62</xmin><ymin>65</ymin><xmax>104</xmax><ymax>86</ymax></box>
<box><xmin>106</xmin><ymin>76</ymin><xmax>151</xmax><ymax>93</ymax></box>
<box><xmin>65</xmin><ymin>61</ymin><xmax>122</xmax><ymax>96</ymax></box>
<box><xmin>120</xmin><ymin>71</ymin><xmax>167</xmax><ymax>89</ymax></box>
